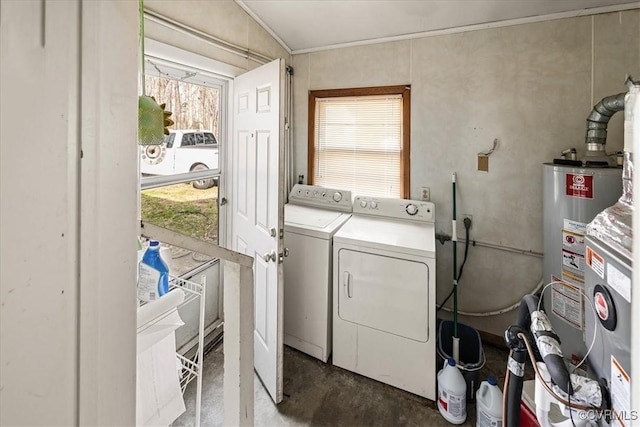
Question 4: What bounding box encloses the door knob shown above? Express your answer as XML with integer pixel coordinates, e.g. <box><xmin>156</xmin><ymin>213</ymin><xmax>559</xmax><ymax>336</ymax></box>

<box><xmin>270</xmin><ymin>227</ymin><xmax>277</xmax><ymax>237</ymax></box>
<box><xmin>283</xmin><ymin>248</ymin><xmax>289</xmax><ymax>257</ymax></box>
<box><xmin>263</xmin><ymin>250</ymin><xmax>276</xmax><ymax>263</ymax></box>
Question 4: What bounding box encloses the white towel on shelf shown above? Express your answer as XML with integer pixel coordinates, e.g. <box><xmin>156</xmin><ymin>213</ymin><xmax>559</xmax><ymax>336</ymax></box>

<box><xmin>136</xmin><ymin>288</ymin><xmax>186</xmax><ymax>426</ymax></box>
<box><xmin>136</xmin><ymin>334</ymin><xmax>186</xmax><ymax>426</ymax></box>
<box><xmin>137</xmin><ymin>289</ymin><xmax>185</xmax><ymax>354</ymax></box>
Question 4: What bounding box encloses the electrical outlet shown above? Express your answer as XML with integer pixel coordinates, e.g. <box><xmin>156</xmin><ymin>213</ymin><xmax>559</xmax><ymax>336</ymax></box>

<box><xmin>421</xmin><ymin>187</ymin><xmax>430</xmax><ymax>201</ymax></box>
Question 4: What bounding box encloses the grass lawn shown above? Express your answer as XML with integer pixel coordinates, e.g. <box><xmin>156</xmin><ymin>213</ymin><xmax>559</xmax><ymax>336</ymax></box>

<box><xmin>141</xmin><ymin>183</ymin><xmax>218</xmax><ymax>242</ymax></box>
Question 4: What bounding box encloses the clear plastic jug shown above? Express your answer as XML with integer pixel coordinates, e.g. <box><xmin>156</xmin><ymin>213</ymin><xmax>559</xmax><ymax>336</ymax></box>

<box><xmin>476</xmin><ymin>376</ymin><xmax>502</xmax><ymax>427</ymax></box>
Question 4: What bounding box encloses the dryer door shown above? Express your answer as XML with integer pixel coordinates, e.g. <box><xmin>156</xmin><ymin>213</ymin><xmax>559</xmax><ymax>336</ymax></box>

<box><xmin>337</xmin><ymin>248</ymin><xmax>429</xmax><ymax>342</ymax></box>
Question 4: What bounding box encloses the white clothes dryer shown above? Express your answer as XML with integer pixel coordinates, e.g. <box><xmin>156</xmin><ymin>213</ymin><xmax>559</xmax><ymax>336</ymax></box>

<box><xmin>332</xmin><ymin>196</ymin><xmax>436</xmax><ymax>400</ymax></box>
<box><xmin>283</xmin><ymin>184</ymin><xmax>352</xmax><ymax>362</ymax></box>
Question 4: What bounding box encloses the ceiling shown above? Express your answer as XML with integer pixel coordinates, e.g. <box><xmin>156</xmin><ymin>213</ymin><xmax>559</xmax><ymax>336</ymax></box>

<box><xmin>236</xmin><ymin>0</ymin><xmax>639</xmax><ymax>53</ymax></box>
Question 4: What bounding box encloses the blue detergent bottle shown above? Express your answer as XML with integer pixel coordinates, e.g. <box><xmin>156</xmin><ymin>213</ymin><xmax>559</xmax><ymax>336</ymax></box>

<box><xmin>137</xmin><ymin>240</ymin><xmax>170</xmax><ymax>302</ymax></box>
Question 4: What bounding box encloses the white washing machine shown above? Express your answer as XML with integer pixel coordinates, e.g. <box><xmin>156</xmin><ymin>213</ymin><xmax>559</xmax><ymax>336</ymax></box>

<box><xmin>283</xmin><ymin>184</ymin><xmax>352</xmax><ymax>362</ymax></box>
<box><xmin>332</xmin><ymin>196</ymin><xmax>436</xmax><ymax>400</ymax></box>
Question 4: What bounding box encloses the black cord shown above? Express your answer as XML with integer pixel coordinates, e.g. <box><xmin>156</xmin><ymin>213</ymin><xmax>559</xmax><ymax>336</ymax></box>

<box><xmin>437</xmin><ymin>217</ymin><xmax>472</xmax><ymax>312</ymax></box>
<box><xmin>437</xmin><ymin>288</ymin><xmax>455</xmax><ymax>312</ymax></box>
<box><xmin>568</xmin><ymin>379</ymin><xmax>576</xmax><ymax>427</ymax></box>
<box><xmin>457</xmin><ymin>217</ymin><xmax>472</xmax><ymax>280</ymax></box>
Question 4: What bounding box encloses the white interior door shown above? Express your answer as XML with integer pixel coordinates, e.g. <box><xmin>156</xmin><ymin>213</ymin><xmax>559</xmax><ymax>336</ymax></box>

<box><xmin>231</xmin><ymin>58</ymin><xmax>285</xmax><ymax>404</ymax></box>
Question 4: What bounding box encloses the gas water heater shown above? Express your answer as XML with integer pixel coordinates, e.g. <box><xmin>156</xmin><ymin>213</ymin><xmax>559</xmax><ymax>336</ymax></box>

<box><xmin>542</xmin><ymin>88</ymin><xmax>628</xmax><ymax>361</ymax></box>
<box><xmin>542</xmin><ymin>164</ymin><xmax>621</xmax><ymax>359</ymax></box>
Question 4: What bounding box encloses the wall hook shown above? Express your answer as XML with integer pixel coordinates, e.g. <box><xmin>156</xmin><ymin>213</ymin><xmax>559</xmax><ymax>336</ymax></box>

<box><xmin>478</xmin><ymin>138</ymin><xmax>498</xmax><ymax>156</ymax></box>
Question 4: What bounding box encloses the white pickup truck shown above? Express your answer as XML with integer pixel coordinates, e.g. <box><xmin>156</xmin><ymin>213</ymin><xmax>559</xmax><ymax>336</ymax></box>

<box><xmin>141</xmin><ymin>130</ymin><xmax>219</xmax><ymax>189</ymax></box>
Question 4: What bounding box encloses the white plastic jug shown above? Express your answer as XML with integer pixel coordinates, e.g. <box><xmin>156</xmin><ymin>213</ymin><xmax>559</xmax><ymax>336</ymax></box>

<box><xmin>438</xmin><ymin>358</ymin><xmax>467</xmax><ymax>424</ymax></box>
<box><xmin>476</xmin><ymin>376</ymin><xmax>503</xmax><ymax>427</ymax></box>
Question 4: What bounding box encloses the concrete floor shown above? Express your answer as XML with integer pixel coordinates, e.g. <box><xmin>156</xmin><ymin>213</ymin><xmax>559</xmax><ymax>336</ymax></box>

<box><xmin>174</xmin><ymin>341</ymin><xmax>511</xmax><ymax>426</ymax></box>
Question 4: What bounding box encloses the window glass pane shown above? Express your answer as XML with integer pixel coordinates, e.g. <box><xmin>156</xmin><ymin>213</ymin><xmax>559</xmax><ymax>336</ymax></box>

<box><xmin>182</xmin><ymin>133</ymin><xmax>195</xmax><ymax>146</ymax></box>
<box><xmin>141</xmin><ymin>182</ymin><xmax>219</xmax><ymax>277</ymax></box>
<box><xmin>165</xmin><ymin>133</ymin><xmax>176</xmax><ymax>148</ymax></box>
<box><xmin>314</xmin><ymin>94</ymin><xmax>403</xmax><ymax>198</ymax></box>
<box><xmin>204</xmin><ymin>133</ymin><xmax>217</xmax><ymax>145</ymax></box>
<box><xmin>142</xmin><ymin>75</ymin><xmax>221</xmax><ymax>179</ymax></box>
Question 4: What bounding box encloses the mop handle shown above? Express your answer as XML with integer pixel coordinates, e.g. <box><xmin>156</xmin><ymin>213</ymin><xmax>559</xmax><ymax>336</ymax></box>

<box><xmin>452</xmin><ymin>173</ymin><xmax>458</xmax><ymax>341</ymax></box>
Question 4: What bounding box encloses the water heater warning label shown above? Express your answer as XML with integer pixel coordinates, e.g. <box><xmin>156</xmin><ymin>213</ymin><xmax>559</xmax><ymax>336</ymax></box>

<box><xmin>562</xmin><ymin>249</ymin><xmax>585</xmax><ymax>280</ymax></box>
<box><xmin>611</xmin><ymin>356</ymin><xmax>631</xmax><ymax>427</ymax></box>
<box><xmin>566</xmin><ymin>173</ymin><xmax>593</xmax><ymax>199</ymax></box>
<box><xmin>561</xmin><ymin>219</ymin><xmax>587</xmax><ymax>285</ymax></box>
<box><xmin>551</xmin><ymin>276</ymin><xmax>583</xmax><ymax>329</ymax></box>
<box><xmin>563</xmin><ymin>219</ymin><xmax>587</xmax><ymax>235</ymax></box>
<box><xmin>562</xmin><ymin>230</ymin><xmax>585</xmax><ymax>255</ymax></box>
<box><xmin>586</xmin><ymin>246</ymin><xmax>605</xmax><ymax>279</ymax></box>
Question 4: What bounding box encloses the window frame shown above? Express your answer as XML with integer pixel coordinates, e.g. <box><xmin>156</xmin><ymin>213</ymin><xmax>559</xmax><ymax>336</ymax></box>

<box><xmin>308</xmin><ymin>85</ymin><xmax>411</xmax><ymax>199</ymax></box>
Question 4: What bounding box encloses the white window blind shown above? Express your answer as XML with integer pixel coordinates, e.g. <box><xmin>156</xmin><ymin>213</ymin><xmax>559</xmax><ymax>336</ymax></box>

<box><xmin>313</xmin><ymin>94</ymin><xmax>403</xmax><ymax>198</ymax></box>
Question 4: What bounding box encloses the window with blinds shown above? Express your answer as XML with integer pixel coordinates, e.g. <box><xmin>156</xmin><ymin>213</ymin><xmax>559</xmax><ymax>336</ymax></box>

<box><xmin>308</xmin><ymin>86</ymin><xmax>410</xmax><ymax>199</ymax></box>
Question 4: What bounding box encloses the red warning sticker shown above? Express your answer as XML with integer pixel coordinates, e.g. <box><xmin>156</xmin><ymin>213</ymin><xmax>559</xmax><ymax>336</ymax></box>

<box><xmin>586</xmin><ymin>246</ymin><xmax>605</xmax><ymax>279</ymax></box>
<box><xmin>566</xmin><ymin>174</ymin><xmax>593</xmax><ymax>199</ymax></box>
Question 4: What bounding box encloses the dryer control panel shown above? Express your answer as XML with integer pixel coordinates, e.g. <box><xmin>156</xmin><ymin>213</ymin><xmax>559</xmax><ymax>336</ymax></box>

<box><xmin>353</xmin><ymin>196</ymin><xmax>435</xmax><ymax>222</ymax></box>
<box><xmin>288</xmin><ymin>184</ymin><xmax>353</xmax><ymax>213</ymax></box>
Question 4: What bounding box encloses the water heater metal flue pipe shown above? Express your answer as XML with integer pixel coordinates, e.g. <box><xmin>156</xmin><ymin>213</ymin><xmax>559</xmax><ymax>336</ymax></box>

<box><xmin>584</xmin><ymin>92</ymin><xmax>627</xmax><ymax>162</ymax></box>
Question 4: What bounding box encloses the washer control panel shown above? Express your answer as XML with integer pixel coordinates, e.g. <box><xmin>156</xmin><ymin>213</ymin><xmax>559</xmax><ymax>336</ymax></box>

<box><xmin>353</xmin><ymin>196</ymin><xmax>435</xmax><ymax>222</ymax></box>
<box><xmin>288</xmin><ymin>184</ymin><xmax>353</xmax><ymax>212</ymax></box>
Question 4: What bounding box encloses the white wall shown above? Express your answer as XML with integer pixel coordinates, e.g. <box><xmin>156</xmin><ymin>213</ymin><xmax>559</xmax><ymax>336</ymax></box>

<box><xmin>292</xmin><ymin>10</ymin><xmax>640</xmax><ymax>337</ymax></box>
<box><xmin>0</xmin><ymin>1</ymin><xmax>138</xmax><ymax>425</ymax></box>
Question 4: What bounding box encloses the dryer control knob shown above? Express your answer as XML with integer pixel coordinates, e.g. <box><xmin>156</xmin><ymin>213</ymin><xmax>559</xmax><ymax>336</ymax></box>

<box><xmin>333</xmin><ymin>192</ymin><xmax>343</xmax><ymax>202</ymax></box>
<box><xmin>360</xmin><ymin>200</ymin><xmax>367</xmax><ymax>208</ymax></box>
<box><xmin>370</xmin><ymin>201</ymin><xmax>378</xmax><ymax>209</ymax></box>
<box><xmin>406</xmin><ymin>203</ymin><xmax>418</xmax><ymax>215</ymax></box>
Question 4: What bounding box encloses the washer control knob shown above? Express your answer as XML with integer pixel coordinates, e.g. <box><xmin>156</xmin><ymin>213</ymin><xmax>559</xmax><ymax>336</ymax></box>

<box><xmin>406</xmin><ymin>203</ymin><xmax>418</xmax><ymax>215</ymax></box>
<box><xmin>306</xmin><ymin>190</ymin><xmax>310</xmax><ymax>196</ymax></box>
<box><xmin>321</xmin><ymin>192</ymin><xmax>326</xmax><ymax>198</ymax></box>
<box><xmin>360</xmin><ymin>200</ymin><xmax>367</xmax><ymax>208</ymax></box>
<box><xmin>370</xmin><ymin>201</ymin><xmax>378</xmax><ymax>209</ymax></box>
<box><xmin>333</xmin><ymin>192</ymin><xmax>343</xmax><ymax>202</ymax></box>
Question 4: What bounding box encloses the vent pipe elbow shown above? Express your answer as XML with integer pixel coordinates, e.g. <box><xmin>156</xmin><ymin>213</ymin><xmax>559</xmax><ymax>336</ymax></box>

<box><xmin>585</xmin><ymin>92</ymin><xmax>627</xmax><ymax>148</ymax></box>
